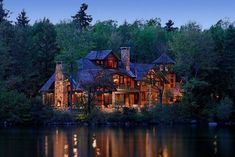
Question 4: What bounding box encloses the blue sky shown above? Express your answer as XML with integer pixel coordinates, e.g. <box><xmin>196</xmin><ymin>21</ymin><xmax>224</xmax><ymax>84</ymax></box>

<box><xmin>4</xmin><ymin>0</ymin><xmax>235</xmax><ymax>28</ymax></box>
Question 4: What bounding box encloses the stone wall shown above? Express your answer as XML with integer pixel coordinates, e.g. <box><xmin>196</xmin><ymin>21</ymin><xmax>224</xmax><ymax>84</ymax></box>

<box><xmin>54</xmin><ymin>63</ymin><xmax>68</xmax><ymax>108</ymax></box>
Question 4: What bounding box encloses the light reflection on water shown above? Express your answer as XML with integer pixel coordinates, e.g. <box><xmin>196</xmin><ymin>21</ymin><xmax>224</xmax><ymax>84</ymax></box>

<box><xmin>0</xmin><ymin>126</ymin><xmax>234</xmax><ymax>157</ymax></box>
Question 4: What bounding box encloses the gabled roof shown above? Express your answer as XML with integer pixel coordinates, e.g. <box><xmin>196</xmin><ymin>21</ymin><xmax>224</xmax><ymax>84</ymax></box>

<box><xmin>77</xmin><ymin>58</ymin><xmax>102</xmax><ymax>70</ymax></box>
<box><xmin>39</xmin><ymin>73</ymin><xmax>82</xmax><ymax>92</ymax></box>
<box><xmin>77</xmin><ymin>69</ymin><xmax>103</xmax><ymax>82</ymax></box>
<box><xmin>85</xmin><ymin>50</ymin><xmax>113</xmax><ymax>60</ymax></box>
<box><xmin>39</xmin><ymin>73</ymin><xmax>55</xmax><ymax>93</ymax></box>
<box><xmin>153</xmin><ymin>53</ymin><xmax>175</xmax><ymax>65</ymax></box>
<box><xmin>41</xmin><ymin>51</ymin><xmax>177</xmax><ymax>93</ymax></box>
<box><xmin>130</xmin><ymin>63</ymin><xmax>154</xmax><ymax>80</ymax></box>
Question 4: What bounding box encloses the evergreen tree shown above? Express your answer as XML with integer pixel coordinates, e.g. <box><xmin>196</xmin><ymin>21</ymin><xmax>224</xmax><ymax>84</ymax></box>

<box><xmin>9</xmin><ymin>22</ymin><xmax>32</xmax><ymax>93</ymax></box>
<box><xmin>147</xmin><ymin>18</ymin><xmax>161</xmax><ymax>27</ymax></box>
<box><xmin>0</xmin><ymin>0</ymin><xmax>14</xmax><ymax>81</ymax></box>
<box><xmin>0</xmin><ymin>0</ymin><xmax>9</xmax><ymax>23</ymax></box>
<box><xmin>16</xmin><ymin>9</ymin><xmax>30</xmax><ymax>27</ymax></box>
<box><xmin>165</xmin><ymin>20</ymin><xmax>177</xmax><ymax>32</ymax></box>
<box><xmin>72</xmin><ymin>3</ymin><xmax>92</xmax><ymax>30</ymax></box>
<box><xmin>31</xmin><ymin>18</ymin><xmax>59</xmax><ymax>96</ymax></box>
<box><xmin>221</xmin><ymin>25</ymin><xmax>235</xmax><ymax>97</ymax></box>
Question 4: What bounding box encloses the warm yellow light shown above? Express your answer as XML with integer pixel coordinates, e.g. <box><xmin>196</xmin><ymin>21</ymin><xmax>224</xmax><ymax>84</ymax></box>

<box><xmin>92</xmin><ymin>139</ymin><xmax>97</xmax><ymax>148</ymax></box>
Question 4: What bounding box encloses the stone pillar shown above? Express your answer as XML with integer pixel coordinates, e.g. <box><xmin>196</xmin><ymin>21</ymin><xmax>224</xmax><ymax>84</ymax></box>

<box><xmin>54</xmin><ymin>62</ymin><xmax>68</xmax><ymax>109</ymax></box>
<box><xmin>120</xmin><ymin>47</ymin><xmax>130</xmax><ymax>71</ymax></box>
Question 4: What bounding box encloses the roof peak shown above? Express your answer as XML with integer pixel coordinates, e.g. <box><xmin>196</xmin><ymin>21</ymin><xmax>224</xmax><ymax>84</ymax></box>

<box><xmin>152</xmin><ymin>53</ymin><xmax>175</xmax><ymax>65</ymax></box>
<box><xmin>85</xmin><ymin>50</ymin><xmax>112</xmax><ymax>60</ymax></box>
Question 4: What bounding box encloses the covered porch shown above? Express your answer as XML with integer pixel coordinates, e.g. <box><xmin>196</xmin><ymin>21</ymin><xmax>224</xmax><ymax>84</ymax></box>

<box><xmin>96</xmin><ymin>91</ymin><xmax>140</xmax><ymax>111</ymax></box>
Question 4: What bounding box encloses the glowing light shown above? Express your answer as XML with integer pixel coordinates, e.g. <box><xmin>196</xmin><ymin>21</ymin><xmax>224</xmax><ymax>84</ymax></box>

<box><xmin>64</xmin><ymin>144</ymin><xmax>69</xmax><ymax>157</ymax></box>
<box><xmin>92</xmin><ymin>139</ymin><xmax>97</xmax><ymax>148</ymax></box>
<box><xmin>64</xmin><ymin>144</ymin><xmax>68</xmax><ymax>149</ymax></box>
<box><xmin>45</xmin><ymin>136</ymin><xmax>48</xmax><ymax>157</ymax></box>
<box><xmin>163</xmin><ymin>146</ymin><xmax>169</xmax><ymax>157</ymax></box>
<box><xmin>73</xmin><ymin>148</ymin><xmax>77</xmax><ymax>153</ymax></box>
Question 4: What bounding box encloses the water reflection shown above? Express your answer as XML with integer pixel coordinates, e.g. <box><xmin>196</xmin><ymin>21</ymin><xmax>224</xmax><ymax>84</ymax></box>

<box><xmin>0</xmin><ymin>126</ymin><xmax>234</xmax><ymax>157</ymax></box>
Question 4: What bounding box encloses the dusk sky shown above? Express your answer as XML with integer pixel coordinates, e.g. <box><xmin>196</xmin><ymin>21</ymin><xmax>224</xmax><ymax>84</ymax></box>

<box><xmin>4</xmin><ymin>0</ymin><xmax>235</xmax><ymax>28</ymax></box>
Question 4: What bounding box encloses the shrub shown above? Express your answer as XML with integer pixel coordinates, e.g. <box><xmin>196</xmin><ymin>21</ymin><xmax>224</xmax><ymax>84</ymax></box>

<box><xmin>51</xmin><ymin>110</ymin><xmax>74</xmax><ymax>123</ymax></box>
<box><xmin>202</xmin><ymin>102</ymin><xmax>217</xmax><ymax>121</ymax></box>
<box><xmin>87</xmin><ymin>107</ymin><xmax>107</xmax><ymax>124</ymax></box>
<box><xmin>149</xmin><ymin>103</ymin><xmax>190</xmax><ymax>124</ymax></box>
<box><xmin>30</xmin><ymin>97</ymin><xmax>54</xmax><ymax>124</ymax></box>
<box><xmin>216</xmin><ymin>96</ymin><xmax>233</xmax><ymax>121</ymax></box>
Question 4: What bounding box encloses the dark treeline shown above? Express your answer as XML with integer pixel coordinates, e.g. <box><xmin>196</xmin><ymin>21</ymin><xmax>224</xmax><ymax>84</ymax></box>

<box><xmin>0</xmin><ymin>0</ymin><xmax>234</xmax><ymax>124</ymax></box>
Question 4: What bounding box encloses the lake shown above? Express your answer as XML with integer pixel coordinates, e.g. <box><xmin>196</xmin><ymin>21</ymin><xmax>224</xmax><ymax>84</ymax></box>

<box><xmin>0</xmin><ymin>126</ymin><xmax>234</xmax><ymax>157</ymax></box>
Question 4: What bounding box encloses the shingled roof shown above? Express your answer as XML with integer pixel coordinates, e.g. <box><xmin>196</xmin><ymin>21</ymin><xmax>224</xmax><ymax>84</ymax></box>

<box><xmin>130</xmin><ymin>63</ymin><xmax>154</xmax><ymax>80</ymax></box>
<box><xmin>152</xmin><ymin>53</ymin><xmax>175</xmax><ymax>65</ymax></box>
<box><xmin>39</xmin><ymin>73</ymin><xmax>82</xmax><ymax>93</ymax></box>
<box><xmin>41</xmin><ymin>51</ymin><xmax>176</xmax><ymax>93</ymax></box>
<box><xmin>77</xmin><ymin>58</ymin><xmax>102</xmax><ymax>70</ymax></box>
<box><xmin>39</xmin><ymin>73</ymin><xmax>55</xmax><ymax>93</ymax></box>
<box><xmin>85</xmin><ymin>50</ymin><xmax>113</xmax><ymax>60</ymax></box>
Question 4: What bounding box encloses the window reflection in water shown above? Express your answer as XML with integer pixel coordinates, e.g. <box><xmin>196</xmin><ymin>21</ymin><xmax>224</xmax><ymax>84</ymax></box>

<box><xmin>213</xmin><ymin>135</ymin><xmax>217</xmax><ymax>155</ymax></box>
<box><xmin>45</xmin><ymin>136</ymin><xmax>48</xmax><ymax>157</ymax></box>
<box><xmin>73</xmin><ymin>134</ymin><xmax>78</xmax><ymax>157</ymax></box>
<box><xmin>36</xmin><ymin>126</ymin><xmax>232</xmax><ymax>157</ymax></box>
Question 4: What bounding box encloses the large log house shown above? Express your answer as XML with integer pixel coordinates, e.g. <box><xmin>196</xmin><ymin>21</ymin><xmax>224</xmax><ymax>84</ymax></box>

<box><xmin>39</xmin><ymin>47</ymin><xmax>182</xmax><ymax>110</ymax></box>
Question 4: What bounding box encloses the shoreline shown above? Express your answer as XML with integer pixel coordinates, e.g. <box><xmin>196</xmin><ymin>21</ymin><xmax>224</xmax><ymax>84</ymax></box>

<box><xmin>1</xmin><ymin>120</ymin><xmax>235</xmax><ymax>128</ymax></box>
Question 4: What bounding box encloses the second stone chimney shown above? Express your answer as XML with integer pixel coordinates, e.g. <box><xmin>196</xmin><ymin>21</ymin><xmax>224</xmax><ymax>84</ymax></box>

<box><xmin>120</xmin><ymin>47</ymin><xmax>130</xmax><ymax>71</ymax></box>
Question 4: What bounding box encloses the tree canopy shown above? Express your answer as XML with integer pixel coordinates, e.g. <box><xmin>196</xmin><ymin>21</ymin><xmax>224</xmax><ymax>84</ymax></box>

<box><xmin>72</xmin><ymin>3</ymin><xmax>92</xmax><ymax>30</ymax></box>
<box><xmin>0</xmin><ymin>0</ymin><xmax>234</xmax><ymax>122</ymax></box>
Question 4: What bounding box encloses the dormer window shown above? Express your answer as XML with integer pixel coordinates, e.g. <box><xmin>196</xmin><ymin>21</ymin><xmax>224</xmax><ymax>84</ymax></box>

<box><xmin>107</xmin><ymin>58</ymin><xmax>117</xmax><ymax>68</ymax></box>
<box><xmin>95</xmin><ymin>60</ymin><xmax>104</xmax><ymax>65</ymax></box>
<box><xmin>104</xmin><ymin>54</ymin><xmax>118</xmax><ymax>68</ymax></box>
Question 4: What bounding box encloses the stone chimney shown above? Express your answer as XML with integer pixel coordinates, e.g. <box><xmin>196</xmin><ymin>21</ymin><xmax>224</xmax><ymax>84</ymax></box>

<box><xmin>54</xmin><ymin>62</ymin><xmax>68</xmax><ymax>108</ymax></box>
<box><xmin>120</xmin><ymin>47</ymin><xmax>130</xmax><ymax>71</ymax></box>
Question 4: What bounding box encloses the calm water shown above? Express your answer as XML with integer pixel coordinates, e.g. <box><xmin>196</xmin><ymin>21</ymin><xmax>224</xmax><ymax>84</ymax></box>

<box><xmin>0</xmin><ymin>126</ymin><xmax>234</xmax><ymax>157</ymax></box>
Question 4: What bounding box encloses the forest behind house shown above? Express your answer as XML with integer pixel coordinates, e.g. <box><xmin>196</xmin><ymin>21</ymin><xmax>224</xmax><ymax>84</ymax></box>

<box><xmin>0</xmin><ymin>1</ymin><xmax>235</xmax><ymax>125</ymax></box>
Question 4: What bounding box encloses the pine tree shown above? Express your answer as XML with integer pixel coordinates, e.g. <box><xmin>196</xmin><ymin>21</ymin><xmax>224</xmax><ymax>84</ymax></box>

<box><xmin>72</xmin><ymin>3</ymin><xmax>92</xmax><ymax>30</ymax></box>
<box><xmin>0</xmin><ymin>0</ymin><xmax>9</xmax><ymax>23</ymax></box>
<box><xmin>221</xmin><ymin>25</ymin><xmax>235</xmax><ymax>94</ymax></box>
<box><xmin>31</xmin><ymin>18</ymin><xmax>59</xmax><ymax>96</ymax></box>
<box><xmin>165</xmin><ymin>20</ymin><xmax>177</xmax><ymax>32</ymax></box>
<box><xmin>147</xmin><ymin>18</ymin><xmax>161</xmax><ymax>27</ymax></box>
<box><xmin>16</xmin><ymin>9</ymin><xmax>30</xmax><ymax>27</ymax></box>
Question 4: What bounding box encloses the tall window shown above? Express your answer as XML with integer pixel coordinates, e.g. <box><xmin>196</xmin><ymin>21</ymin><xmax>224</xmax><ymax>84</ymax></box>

<box><xmin>106</xmin><ymin>55</ymin><xmax>117</xmax><ymax>68</ymax></box>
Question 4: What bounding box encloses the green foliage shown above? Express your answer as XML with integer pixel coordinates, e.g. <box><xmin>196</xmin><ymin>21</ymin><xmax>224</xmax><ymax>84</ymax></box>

<box><xmin>0</xmin><ymin>0</ymin><xmax>9</xmax><ymax>23</ymax></box>
<box><xmin>165</xmin><ymin>20</ymin><xmax>177</xmax><ymax>32</ymax></box>
<box><xmin>87</xmin><ymin>107</ymin><xmax>107</xmax><ymax>124</ymax></box>
<box><xmin>216</xmin><ymin>97</ymin><xmax>233</xmax><ymax>121</ymax></box>
<box><xmin>31</xmin><ymin>18</ymin><xmax>59</xmax><ymax>95</ymax></box>
<box><xmin>181</xmin><ymin>78</ymin><xmax>209</xmax><ymax>117</ymax></box>
<box><xmin>170</xmin><ymin>22</ymin><xmax>217</xmax><ymax>79</ymax></box>
<box><xmin>0</xmin><ymin>84</ymin><xmax>54</xmax><ymax>124</ymax></box>
<box><xmin>51</xmin><ymin>110</ymin><xmax>73</xmax><ymax>123</ymax></box>
<box><xmin>72</xmin><ymin>3</ymin><xmax>92</xmax><ymax>30</ymax></box>
<box><xmin>85</xmin><ymin>104</ymin><xmax>191</xmax><ymax>125</ymax></box>
<box><xmin>91</xmin><ymin>20</ymin><xmax>121</xmax><ymax>51</ymax></box>
<box><xmin>15</xmin><ymin>9</ymin><xmax>30</xmax><ymax>27</ymax></box>
<box><xmin>149</xmin><ymin>104</ymin><xmax>190</xmax><ymax>123</ymax></box>
<box><xmin>0</xmin><ymin>2</ymin><xmax>235</xmax><ymax>124</ymax></box>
